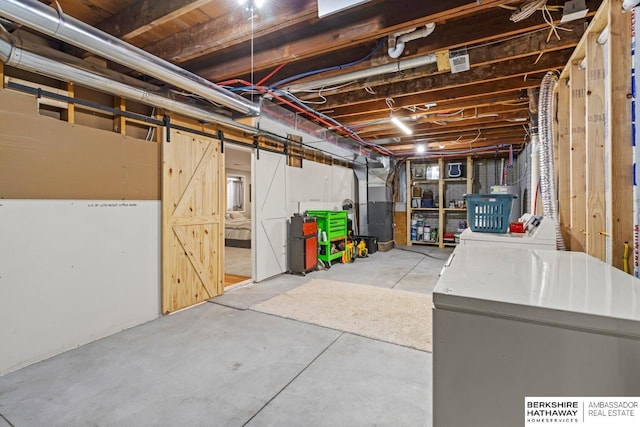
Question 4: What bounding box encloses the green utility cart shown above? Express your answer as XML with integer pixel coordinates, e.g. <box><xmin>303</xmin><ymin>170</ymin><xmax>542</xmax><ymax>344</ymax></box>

<box><xmin>306</xmin><ymin>210</ymin><xmax>348</xmax><ymax>264</ymax></box>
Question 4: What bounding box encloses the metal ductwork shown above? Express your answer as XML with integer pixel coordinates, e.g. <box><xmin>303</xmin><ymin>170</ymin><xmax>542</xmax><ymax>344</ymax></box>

<box><xmin>285</xmin><ymin>53</ymin><xmax>437</xmax><ymax>93</ymax></box>
<box><xmin>0</xmin><ymin>25</ymin><xmax>258</xmax><ymax>135</ymax></box>
<box><xmin>0</xmin><ymin>0</ymin><xmax>259</xmax><ymax>116</ymax></box>
<box><xmin>0</xmin><ymin>25</ymin><xmax>372</xmax><ymax>163</ymax></box>
<box><xmin>353</xmin><ymin>155</ymin><xmax>395</xmax><ymax>239</ymax></box>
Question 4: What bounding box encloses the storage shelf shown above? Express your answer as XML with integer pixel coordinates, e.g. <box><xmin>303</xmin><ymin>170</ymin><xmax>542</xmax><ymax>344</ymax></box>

<box><xmin>412</xmin><ymin>179</ymin><xmax>439</xmax><ymax>184</ymax></box>
<box><xmin>406</xmin><ymin>156</ymin><xmax>473</xmax><ymax>249</ymax></box>
<box><xmin>410</xmin><ymin>240</ymin><xmax>439</xmax><ymax>246</ymax></box>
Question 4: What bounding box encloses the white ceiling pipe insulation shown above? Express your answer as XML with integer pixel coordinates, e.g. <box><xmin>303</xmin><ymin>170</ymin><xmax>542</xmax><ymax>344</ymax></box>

<box><xmin>285</xmin><ymin>53</ymin><xmax>437</xmax><ymax>92</ymax></box>
<box><xmin>0</xmin><ymin>26</ymin><xmax>258</xmax><ymax>135</ymax></box>
<box><xmin>623</xmin><ymin>0</ymin><xmax>640</xmax><ymax>10</ymax></box>
<box><xmin>0</xmin><ymin>0</ymin><xmax>259</xmax><ymax>116</ymax></box>
<box><xmin>388</xmin><ymin>23</ymin><xmax>436</xmax><ymax>59</ymax></box>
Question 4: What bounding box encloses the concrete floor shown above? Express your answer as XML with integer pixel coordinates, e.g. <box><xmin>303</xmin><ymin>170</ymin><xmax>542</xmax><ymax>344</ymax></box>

<box><xmin>0</xmin><ymin>246</ymin><xmax>451</xmax><ymax>427</ymax></box>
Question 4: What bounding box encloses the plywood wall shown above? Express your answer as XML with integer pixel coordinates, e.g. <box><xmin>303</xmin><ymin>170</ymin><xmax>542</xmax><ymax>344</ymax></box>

<box><xmin>0</xmin><ymin>90</ymin><xmax>160</xmax><ymax>200</ymax></box>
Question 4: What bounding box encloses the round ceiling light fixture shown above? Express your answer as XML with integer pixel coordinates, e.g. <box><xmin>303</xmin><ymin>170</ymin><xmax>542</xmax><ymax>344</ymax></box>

<box><xmin>239</xmin><ymin>0</ymin><xmax>265</xmax><ymax>10</ymax></box>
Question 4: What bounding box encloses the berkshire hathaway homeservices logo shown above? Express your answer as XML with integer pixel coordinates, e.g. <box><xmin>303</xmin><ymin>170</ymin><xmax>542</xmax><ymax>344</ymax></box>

<box><xmin>525</xmin><ymin>397</ymin><xmax>639</xmax><ymax>426</ymax></box>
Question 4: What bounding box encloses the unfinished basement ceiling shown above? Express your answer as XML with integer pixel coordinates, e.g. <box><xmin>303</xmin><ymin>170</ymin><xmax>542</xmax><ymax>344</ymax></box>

<box><xmin>10</xmin><ymin>0</ymin><xmax>600</xmax><ymax>157</ymax></box>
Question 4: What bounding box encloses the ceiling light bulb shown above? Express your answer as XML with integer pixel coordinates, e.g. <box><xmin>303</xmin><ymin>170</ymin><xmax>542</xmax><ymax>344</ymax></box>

<box><xmin>390</xmin><ymin>115</ymin><xmax>412</xmax><ymax>135</ymax></box>
<box><xmin>416</xmin><ymin>144</ymin><xmax>425</xmax><ymax>153</ymax></box>
<box><xmin>238</xmin><ymin>0</ymin><xmax>265</xmax><ymax>8</ymax></box>
<box><xmin>439</xmin><ymin>144</ymin><xmax>445</xmax><ymax>149</ymax></box>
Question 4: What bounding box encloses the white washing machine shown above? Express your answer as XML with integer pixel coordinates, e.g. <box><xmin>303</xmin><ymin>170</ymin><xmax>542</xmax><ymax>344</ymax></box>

<box><xmin>432</xmin><ymin>245</ymin><xmax>640</xmax><ymax>427</ymax></box>
<box><xmin>459</xmin><ymin>214</ymin><xmax>557</xmax><ymax>250</ymax></box>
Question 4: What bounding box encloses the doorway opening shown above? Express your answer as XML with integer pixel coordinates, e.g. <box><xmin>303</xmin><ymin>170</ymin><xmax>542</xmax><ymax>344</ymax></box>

<box><xmin>224</xmin><ymin>145</ymin><xmax>253</xmax><ymax>287</ymax></box>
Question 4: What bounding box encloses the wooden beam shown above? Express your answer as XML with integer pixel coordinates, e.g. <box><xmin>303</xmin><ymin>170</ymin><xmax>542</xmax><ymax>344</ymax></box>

<box><xmin>329</xmin><ymin>74</ymin><xmax>544</xmax><ymax>119</ymax></box>
<box><xmin>193</xmin><ymin>0</ymin><xmax>518</xmax><ymax>80</ymax></box>
<box><xmin>560</xmin><ymin>0</ymin><xmax>611</xmax><ymax>80</ymax></box>
<box><xmin>342</xmin><ymin>93</ymin><xmax>528</xmax><ymax>125</ymax></box>
<box><xmin>143</xmin><ymin>0</ymin><xmax>318</xmax><ymax>63</ymax></box>
<box><xmin>570</xmin><ymin>60</ymin><xmax>587</xmax><ymax>252</ymax></box>
<box><xmin>295</xmin><ymin>20</ymin><xmax>586</xmax><ymax>100</ymax></box>
<box><xmin>359</xmin><ymin>111</ymin><xmax>529</xmax><ymax>139</ymax></box>
<box><xmin>608</xmin><ymin>0</ymin><xmax>633</xmax><ymax>271</ymax></box>
<box><xmin>585</xmin><ymin>32</ymin><xmax>606</xmax><ymax>261</ymax></box>
<box><xmin>96</xmin><ymin>0</ymin><xmax>214</xmax><ymax>40</ymax></box>
<box><xmin>354</xmin><ymin>104</ymin><xmax>529</xmax><ymax>134</ymax></box>
<box><xmin>309</xmin><ymin>50</ymin><xmax>573</xmax><ymax>110</ymax></box>
<box><xmin>113</xmin><ymin>96</ymin><xmax>126</xmax><ymax>135</ymax></box>
<box><xmin>60</xmin><ymin>82</ymin><xmax>75</xmax><ymax>124</ymax></box>
<box><xmin>556</xmin><ymin>78</ymin><xmax>571</xmax><ymax>250</ymax></box>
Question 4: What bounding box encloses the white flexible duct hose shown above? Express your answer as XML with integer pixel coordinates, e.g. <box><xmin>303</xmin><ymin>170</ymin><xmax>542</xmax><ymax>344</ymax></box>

<box><xmin>538</xmin><ymin>72</ymin><xmax>566</xmax><ymax>250</ymax></box>
<box><xmin>623</xmin><ymin>0</ymin><xmax>640</xmax><ymax>11</ymax></box>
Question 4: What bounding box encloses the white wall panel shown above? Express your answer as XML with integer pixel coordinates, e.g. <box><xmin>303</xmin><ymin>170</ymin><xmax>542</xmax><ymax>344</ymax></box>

<box><xmin>287</xmin><ymin>162</ymin><xmax>354</xmax><ymax>214</ymax></box>
<box><xmin>0</xmin><ymin>200</ymin><xmax>160</xmax><ymax>375</ymax></box>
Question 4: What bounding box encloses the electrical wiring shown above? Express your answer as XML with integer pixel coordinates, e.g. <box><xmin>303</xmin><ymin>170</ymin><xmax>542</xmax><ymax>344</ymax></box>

<box><xmin>541</xmin><ymin>4</ymin><xmax>572</xmax><ymax>42</ymax></box>
<box><xmin>269</xmin><ymin>38</ymin><xmax>384</xmax><ymax>89</ymax></box>
<box><xmin>256</xmin><ymin>62</ymin><xmax>287</xmax><ymax>86</ymax></box>
<box><xmin>296</xmin><ymin>81</ymin><xmax>357</xmax><ymax>105</ymax></box>
<box><xmin>221</xmin><ymin>78</ymin><xmax>395</xmax><ymax>155</ymax></box>
<box><xmin>509</xmin><ymin>0</ymin><xmax>548</xmax><ymax>22</ymax></box>
<box><xmin>300</xmin><ymin>88</ymin><xmax>327</xmax><ymax>105</ymax></box>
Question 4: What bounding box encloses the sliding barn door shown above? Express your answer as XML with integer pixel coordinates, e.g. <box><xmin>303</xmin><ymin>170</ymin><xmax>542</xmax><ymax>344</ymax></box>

<box><xmin>162</xmin><ymin>129</ymin><xmax>224</xmax><ymax>313</ymax></box>
<box><xmin>254</xmin><ymin>150</ymin><xmax>288</xmax><ymax>282</ymax></box>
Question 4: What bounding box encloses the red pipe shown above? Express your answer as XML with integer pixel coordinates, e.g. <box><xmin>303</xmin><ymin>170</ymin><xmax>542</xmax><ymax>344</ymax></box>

<box><xmin>257</xmin><ymin>63</ymin><xmax>287</xmax><ymax>86</ymax></box>
<box><xmin>216</xmin><ymin>79</ymin><xmax>391</xmax><ymax>155</ymax></box>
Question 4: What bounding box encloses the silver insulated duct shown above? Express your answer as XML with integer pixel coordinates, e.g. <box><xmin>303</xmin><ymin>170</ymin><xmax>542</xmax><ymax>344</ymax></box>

<box><xmin>0</xmin><ymin>25</ymin><xmax>257</xmax><ymax>135</ymax></box>
<box><xmin>538</xmin><ymin>72</ymin><xmax>566</xmax><ymax>250</ymax></box>
<box><xmin>0</xmin><ymin>0</ymin><xmax>259</xmax><ymax>116</ymax></box>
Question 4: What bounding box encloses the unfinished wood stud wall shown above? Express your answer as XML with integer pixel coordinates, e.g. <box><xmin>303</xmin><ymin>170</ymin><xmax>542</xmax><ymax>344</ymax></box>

<box><xmin>568</xmin><ymin>60</ymin><xmax>587</xmax><ymax>252</ymax></box>
<box><xmin>585</xmin><ymin>32</ymin><xmax>607</xmax><ymax>262</ymax></box>
<box><xmin>608</xmin><ymin>2</ymin><xmax>633</xmax><ymax>271</ymax></box>
<box><xmin>558</xmin><ymin>0</ymin><xmax>633</xmax><ymax>271</ymax></box>
<box><xmin>556</xmin><ymin>79</ymin><xmax>571</xmax><ymax>249</ymax></box>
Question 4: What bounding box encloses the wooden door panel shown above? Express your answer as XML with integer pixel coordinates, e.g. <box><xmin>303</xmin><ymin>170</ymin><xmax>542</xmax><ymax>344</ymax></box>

<box><xmin>162</xmin><ymin>129</ymin><xmax>223</xmax><ymax>313</ymax></box>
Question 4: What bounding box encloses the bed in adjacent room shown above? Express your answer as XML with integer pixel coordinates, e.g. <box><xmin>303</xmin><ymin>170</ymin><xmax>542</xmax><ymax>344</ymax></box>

<box><xmin>225</xmin><ymin>212</ymin><xmax>251</xmax><ymax>248</ymax></box>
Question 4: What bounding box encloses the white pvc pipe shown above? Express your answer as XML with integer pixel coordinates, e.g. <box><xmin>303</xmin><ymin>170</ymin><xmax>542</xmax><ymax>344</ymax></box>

<box><xmin>388</xmin><ymin>24</ymin><xmax>436</xmax><ymax>59</ymax></box>
<box><xmin>530</xmin><ymin>134</ymin><xmax>540</xmax><ymax>214</ymax></box>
